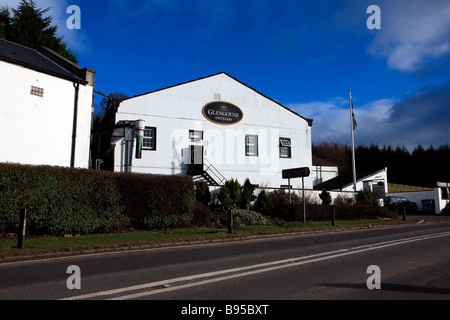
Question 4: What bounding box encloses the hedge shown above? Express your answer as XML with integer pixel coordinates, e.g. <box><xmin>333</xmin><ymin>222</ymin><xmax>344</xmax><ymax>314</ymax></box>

<box><xmin>114</xmin><ymin>172</ymin><xmax>195</xmax><ymax>229</ymax></box>
<box><xmin>271</xmin><ymin>203</ymin><xmax>392</xmax><ymax>222</ymax></box>
<box><xmin>0</xmin><ymin>163</ymin><xmax>195</xmax><ymax>235</ymax></box>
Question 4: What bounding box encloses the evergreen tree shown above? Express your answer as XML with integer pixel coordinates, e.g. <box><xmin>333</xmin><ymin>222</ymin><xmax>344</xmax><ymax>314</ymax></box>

<box><xmin>0</xmin><ymin>6</ymin><xmax>12</xmax><ymax>40</ymax></box>
<box><xmin>313</xmin><ymin>141</ymin><xmax>450</xmax><ymax>187</ymax></box>
<box><xmin>0</xmin><ymin>0</ymin><xmax>77</xmax><ymax>64</ymax></box>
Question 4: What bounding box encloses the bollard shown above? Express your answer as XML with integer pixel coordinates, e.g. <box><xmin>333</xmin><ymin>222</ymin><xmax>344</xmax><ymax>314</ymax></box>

<box><xmin>402</xmin><ymin>207</ymin><xmax>407</xmax><ymax>222</ymax></box>
<box><xmin>227</xmin><ymin>209</ymin><xmax>233</xmax><ymax>234</ymax></box>
<box><xmin>332</xmin><ymin>208</ymin><xmax>336</xmax><ymax>227</ymax></box>
<box><xmin>18</xmin><ymin>208</ymin><xmax>27</xmax><ymax>249</ymax></box>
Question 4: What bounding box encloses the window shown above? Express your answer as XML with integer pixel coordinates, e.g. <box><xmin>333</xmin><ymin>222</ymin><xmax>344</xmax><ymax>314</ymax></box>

<box><xmin>189</xmin><ymin>130</ymin><xmax>203</xmax><ymax>142</ymax></box>
<box><xmin>143</xmin><ymin>127</ymin><xmax>157</xmax><ymax>150</ymax></box>
<box><xmin>30</xmin><ymin>86</ymin><xmax>44</xmax><ymax>97</ymax></box>
<box><xmin>280</xmin><ymin>138</ymin><xmax>291</xmax><ymax>158</ymax></box>
<box><xmin>246</xmin><ymin>135</ymin><xmax>258</xmax><ymax>157</ymax></box>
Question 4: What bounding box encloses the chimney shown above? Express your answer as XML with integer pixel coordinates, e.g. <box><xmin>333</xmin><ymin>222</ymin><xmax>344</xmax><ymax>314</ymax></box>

<box><xmin>83</xmin><ymin>68</ymin><xmax>96</xmax><ymax>87</ymax></box>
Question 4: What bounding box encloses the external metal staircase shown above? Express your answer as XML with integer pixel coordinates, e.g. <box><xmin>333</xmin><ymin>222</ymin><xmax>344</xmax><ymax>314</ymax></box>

<box><xmin>190</xmin><ymin>159</ymin><xmax>226</xmax><ymax>186</ymax></box>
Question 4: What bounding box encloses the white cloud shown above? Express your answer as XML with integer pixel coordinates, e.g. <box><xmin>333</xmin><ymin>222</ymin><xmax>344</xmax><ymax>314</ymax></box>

<box><xmin>290</xmin><ymin>83</ymin><xmax>450</xmax><ymax>150</ymax></box>
<box><xmin>367</xmin><ymin>0</ymin><xmax>450</xmax><ymax>73</ymax></box>
<box><xmin>289</xmin><ymin>97</ymin><xmax>396</xmax><ymax>146</ymax></box>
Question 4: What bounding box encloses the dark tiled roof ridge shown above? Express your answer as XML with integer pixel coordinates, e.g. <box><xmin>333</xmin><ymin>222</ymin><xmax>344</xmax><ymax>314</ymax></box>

<box><xmin>0</xmin><ymin>38</ymin><xmax>85</xmax><ymax>83</ymax></box>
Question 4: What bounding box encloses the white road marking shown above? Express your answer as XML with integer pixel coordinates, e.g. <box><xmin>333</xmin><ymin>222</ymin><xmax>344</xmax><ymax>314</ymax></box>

<box><xmin>61</xmin><ymin>231</ymin><xmax>450</xmax><ymax>300</ymax></box>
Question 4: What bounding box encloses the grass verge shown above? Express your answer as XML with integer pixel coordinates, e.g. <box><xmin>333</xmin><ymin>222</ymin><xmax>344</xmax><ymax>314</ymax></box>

<box><xmin>0</xmin><ymin>219</ymin><xmax>404</xmax><ymax>259</ymax></box>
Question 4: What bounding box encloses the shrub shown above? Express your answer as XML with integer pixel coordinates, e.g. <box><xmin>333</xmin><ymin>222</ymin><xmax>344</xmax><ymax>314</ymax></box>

<box><xmin>269</xmin><ymin>189</ymin><xmax>300</xmax><ymax>206</ymax></box>
<box><xmin>195</xmin><ymin>182</ymin><xmax>211</xmax><ymax>206</ymax></box>
<box><xmin>240</xmin><ymin>178</ymin><xmax>256</xmax><ymax>211</ymax></box>
<box><xmin>319</xmin><ymin>189</ymin><xmax>332</xmax><ymax>205</ymax></box>
<box><xmin>218</xmin><ymin>178</ymin><xmax>241</xmax><ymax>211</ymax></box>
<box><xmin>333</xmin><ymin>194</ymin><xmax>353</xmax><ymax>206</ymax></box>
<box><xmin>192</xmin><ymin>201</ymin><xmax>212</xmax><ymax>227</ymax></box>
<box><xmin>253</xmin><ymin>190</ymin><xmax>274</xmax><ymax>216</ymax></box>
<box><xmin>356</xmin><ymin>189</ymin><xmax>375</xmax><ymax>205</ymax></box>
<box><xmin>233</xmin><ymin>209</ymin><xmax>272</xmax><ymax>226</ymax></box>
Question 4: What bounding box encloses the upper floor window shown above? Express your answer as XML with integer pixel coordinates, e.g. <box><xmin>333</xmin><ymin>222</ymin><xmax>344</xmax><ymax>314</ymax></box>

<box><xmin>246</xmin><ymin>135</ymin><xmax>258</xmax><ymax>157</ymax></box>
<box><xmin>189</xmin><ymin>130</ymin><xmax>203</xmax><ymax>142</ymax></box>
<box><xmin>280</xmin><ymin>138</ymin><xmax>292</xmax><ymax>158</ymax></box>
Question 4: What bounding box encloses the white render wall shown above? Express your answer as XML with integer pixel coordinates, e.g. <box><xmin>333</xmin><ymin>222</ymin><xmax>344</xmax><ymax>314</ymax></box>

<box><xmin>0</xmin><ymin>61</ymin><xmax>93</xmax><ymax>168</ymax></box>
<box><xmin>313</xmin><ymin>165</ymin><xmax>339</xmax><ymax>186</ymax></box>
<box><xmin>341</xmin><ymin>168</ymin><xmax>389</xmax><ymax>195</ymax></box>
<box><xmin>387</xmin><ymin>189</ymin><xmax>448</xmax><ymax>213</ymax></box>
<box><xmin>115</xmin><ymin>73</ymin><xmax>313</xmax><ymax>188</ymax></box>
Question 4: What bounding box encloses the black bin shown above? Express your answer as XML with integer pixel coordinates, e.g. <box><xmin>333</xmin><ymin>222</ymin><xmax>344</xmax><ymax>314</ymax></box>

<box><xmin>422</xmin><ymin>199</ymin><xmax>435</xmax><ymax>213</ymax></box>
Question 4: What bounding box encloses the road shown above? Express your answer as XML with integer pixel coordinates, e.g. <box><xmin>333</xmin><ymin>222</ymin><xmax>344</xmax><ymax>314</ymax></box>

<box><xmin>1</xmin><ymin>217</ymin><xmax>450</xmax><ymax>306</ymax></box>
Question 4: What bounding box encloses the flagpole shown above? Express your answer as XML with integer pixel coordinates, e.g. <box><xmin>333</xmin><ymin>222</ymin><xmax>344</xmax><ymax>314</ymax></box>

<box><xmin>349</xmin><ymin>88</ymin><xmax>357</xmax><ymax>192</ymax></box>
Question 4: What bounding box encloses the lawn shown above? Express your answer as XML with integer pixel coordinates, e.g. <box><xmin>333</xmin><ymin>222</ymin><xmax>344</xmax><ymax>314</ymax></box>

<box><xmin>0</xmin><ymin>219</ymin><xmax>403</xmax><ymax>259</ymax></box>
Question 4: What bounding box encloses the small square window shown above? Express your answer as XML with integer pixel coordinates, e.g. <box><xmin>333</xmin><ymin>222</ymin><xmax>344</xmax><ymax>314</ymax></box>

<box><xmin>30</xmin><ymin>86</ymin><xmax>44</xmax><ymax>97</ymax></box>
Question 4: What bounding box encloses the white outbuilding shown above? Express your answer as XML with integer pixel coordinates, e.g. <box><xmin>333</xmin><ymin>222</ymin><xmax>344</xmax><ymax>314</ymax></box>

<box><xmin>112</xmin><ymin>73</ymin><xmax>314</xmax><ymax>189</ymax></box>
<box><xmin>0</xmin><ymin>39</ymin><xmax>96</xmax><ymax>168</ymax></box>
<box><xmin>314</xmin><ymin>167</ymin><xmax>389</xmax><ymax>198</ymax></box>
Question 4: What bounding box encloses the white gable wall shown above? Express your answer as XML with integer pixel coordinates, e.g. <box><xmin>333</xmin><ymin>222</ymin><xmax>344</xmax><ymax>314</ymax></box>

<box><xmin>115</xmin><ymin>74</ymin><xmax>313</xmax><ymax>188</ymax></box>
<box><xmin>0</xmin><ymin>61</ymin><xmax>93</xmax><ymax>168</ymax></box>
<box><xmin>342</xmin><ymin>168</ymin><xmax>389</xmax><ymax>196</ymax></box>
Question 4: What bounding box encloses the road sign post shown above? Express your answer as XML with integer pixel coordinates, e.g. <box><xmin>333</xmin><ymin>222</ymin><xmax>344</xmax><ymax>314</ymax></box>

<box><xmin>282</xmin><ymin>167</ymin><xmax>310</xmax><ymax>223</ymax></box>
<box><xmin>302</xmin><ymin>177</ymin><xmax>306</xmax><ymax>223</ymax></box>
<box><xmin>18</xmin><ymin>208</ymin><xmax>27</xmax><ymax>249</ymax></box>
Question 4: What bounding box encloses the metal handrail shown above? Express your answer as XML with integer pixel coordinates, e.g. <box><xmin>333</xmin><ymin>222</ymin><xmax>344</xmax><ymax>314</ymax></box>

<box><xmin>204</xmin><ymin>158</ymin><xmax>226</xmax><ymax>185</ymax></box>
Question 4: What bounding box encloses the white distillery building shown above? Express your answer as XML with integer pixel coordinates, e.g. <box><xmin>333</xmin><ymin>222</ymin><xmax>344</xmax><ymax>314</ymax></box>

<box><xmin>113</xmin><ymin>73</ymin><xmax>314</xmax><ymax>188</ymax></box>
<box><xmin>0</xmin><ymin>39</ymin><xmax>95</xmax><ymax>169</ymax></box>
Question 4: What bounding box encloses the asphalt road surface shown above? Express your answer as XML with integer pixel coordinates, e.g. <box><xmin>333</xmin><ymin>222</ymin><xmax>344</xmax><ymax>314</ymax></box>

<box><xmin>1</xmin><ymin>216</ymin><xmax>450</xmax><ymax>306</ymax></box>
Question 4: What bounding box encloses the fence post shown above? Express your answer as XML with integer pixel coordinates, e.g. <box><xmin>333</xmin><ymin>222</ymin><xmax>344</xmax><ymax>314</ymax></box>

<box><xmin>332</xmin><ymin>207</ymin><xmax>336</xmax><ymax>227</ymax></box>
<box><xmin>18</xmin><ymin>208</ymin><xmax>27</xmax><ymax>249</ymax></box>
<box><xmin>227</xmin><ymin>209</ymin><xmax>233</xmax><ymax>234</ymax></box>
<box><xmin>402</xmin><ymin>207</ymin><xmax>407</xmax><ymax>222</ymax></box>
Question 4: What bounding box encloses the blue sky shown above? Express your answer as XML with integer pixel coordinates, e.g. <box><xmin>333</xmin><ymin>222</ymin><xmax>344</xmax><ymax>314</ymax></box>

<box><xmin>4</xmin><ymin>0</ymin><xmax>450</xmax><ymax>150</ymax></box>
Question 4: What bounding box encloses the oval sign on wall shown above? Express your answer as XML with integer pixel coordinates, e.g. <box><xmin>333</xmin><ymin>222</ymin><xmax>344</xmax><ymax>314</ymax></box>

<box><xmin>202</xmin><ymin>101</ymin><xmax>244</xmax><ymax>126</ymax></box>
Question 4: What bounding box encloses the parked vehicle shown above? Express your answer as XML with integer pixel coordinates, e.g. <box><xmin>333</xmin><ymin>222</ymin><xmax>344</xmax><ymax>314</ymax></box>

<box><xmin>384</xmin><ymin>196</ymin><xmax>418</xmax><ymax>213</ymax></box>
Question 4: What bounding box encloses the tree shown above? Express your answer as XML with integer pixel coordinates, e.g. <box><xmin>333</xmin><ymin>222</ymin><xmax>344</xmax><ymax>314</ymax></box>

<box><xmin>91</xmin><ymin>92</ymin><xmax>129</xmax><ymax>171</ymax></box>
<box><xmin>253</xmin><ymin>190</ymin><xmax>273</xmax><ymax>216</ymax></box>
<box><xmin>195</xmin><ymin>182</ymin><xmax>211</xmax><ymax>206</ymax></box>
<box><xmin>94</xmin><ymin>92</ymin><xmax>130</xmax><ymax>123</ymax></box>
<box><xmin>219</xmin><ymin>179</ymin><xmax>241</xmax><ymax>211</ymax></box>
<box><xmin>240</xmin><ymin>178</ymin><xmax>256</xmax><ymax>211</ymax></box>
<box><xmin>0</xmin><ymin>6</ymin><xmax>12</xmax><ymax>40</ymax></box>
<box><xmin>356</xmin><ymin>189</ymin><xmax>374</xmax><ymax>206</ymax></box>
<box><xmin>312</xmin><ymin>139</ymin><xmax>351</xmax><ymax>174</ymax></box>
<box><xmin>0</xmin><ymin>0</ymin><xmax>77</xmax><ymax>63</ymax></box>
<box><xmin>319</xmin><ymin>189</ymin><xmax>332</xmax><ymax>205</ymax></box>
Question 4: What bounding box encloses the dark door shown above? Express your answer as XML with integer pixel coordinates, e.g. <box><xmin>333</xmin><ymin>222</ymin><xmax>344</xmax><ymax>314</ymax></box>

<box><xmin>190</xmin><ymin>145</ymin><xmax>204</xmax><ymax>175</ymax></box>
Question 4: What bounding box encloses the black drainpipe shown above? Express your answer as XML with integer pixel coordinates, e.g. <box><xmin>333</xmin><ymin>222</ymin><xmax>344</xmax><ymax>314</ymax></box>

<box><xmin>71</xmin><ymin>81</ymin><xmax>80</xmax><ymax>168</ymax></box>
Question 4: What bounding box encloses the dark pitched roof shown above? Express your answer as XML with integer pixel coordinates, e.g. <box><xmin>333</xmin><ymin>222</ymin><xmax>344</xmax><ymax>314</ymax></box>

<box><xmin>0</xmin><ymin>38</ymin><xmax>89</xmax><ymax>83</ymax></box>
<box><xmin>314</xmin><ymin>167</ymin><xmax>386</xmax><ymax>191</ymax></box>
<box><xmin>312</xmin><ymin>156</ymin><xmax>338</xmax><ymax>167</ymax></box>
<box><xmin>123</xmin><ymin>72</ymin><xmax>314</xmax><ymax>127</ymax></box>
